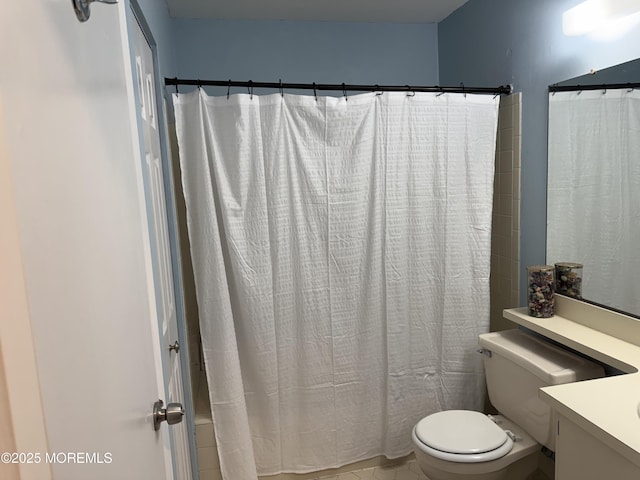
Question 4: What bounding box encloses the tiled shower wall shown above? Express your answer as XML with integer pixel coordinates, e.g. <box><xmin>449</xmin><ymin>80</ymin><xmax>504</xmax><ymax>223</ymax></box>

<box><xmin>490</xmin><ymin>93</ymin><xmax>522</xmax><ymax>332</ymax></box>
<box><xmin>168</xmin><ymin>123</ymin><xmax>202</xmax><ymax>399</ymax></box>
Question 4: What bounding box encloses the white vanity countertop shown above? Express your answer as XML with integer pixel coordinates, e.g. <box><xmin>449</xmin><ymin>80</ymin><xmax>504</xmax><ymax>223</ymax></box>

<box><xmin>504</xmin><ymin>296</ymin><xmax>640</xmax><ymax>467</ymax></box>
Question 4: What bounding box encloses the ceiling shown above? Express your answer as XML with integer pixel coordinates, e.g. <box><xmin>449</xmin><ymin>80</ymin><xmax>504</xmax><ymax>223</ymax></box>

<box><xmin>164</xmin><ymin>0</ymin><xmax>470</xmax><ymax>24</ymax></box>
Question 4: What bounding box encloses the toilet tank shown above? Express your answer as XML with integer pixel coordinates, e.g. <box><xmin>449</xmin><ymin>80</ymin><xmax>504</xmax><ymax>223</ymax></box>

<box><xmin>479</xmin><ymin>329</ymin><xmax>604</xmax><ymax>451</ymax></box>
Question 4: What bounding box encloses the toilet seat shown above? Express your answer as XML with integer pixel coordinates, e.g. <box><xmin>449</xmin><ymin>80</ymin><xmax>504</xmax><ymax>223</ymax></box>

<box><xmin>413</xmin><ymin>410</ymin><xmax>515</xmax><ymax>463</ymax></box>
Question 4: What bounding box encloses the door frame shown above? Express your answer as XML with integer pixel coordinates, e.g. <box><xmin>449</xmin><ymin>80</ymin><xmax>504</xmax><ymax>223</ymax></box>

<box><xmin>126</xmin><ymin>2</ymin><xmax>198</xmax><ymax>478</ymax></box>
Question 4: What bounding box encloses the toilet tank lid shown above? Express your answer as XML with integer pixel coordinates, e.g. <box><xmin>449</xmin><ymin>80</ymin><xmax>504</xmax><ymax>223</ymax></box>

<box><xmin>478</xmin><ymin>329</ymin><xmax>604</xmax><ymax>385</ymax></box>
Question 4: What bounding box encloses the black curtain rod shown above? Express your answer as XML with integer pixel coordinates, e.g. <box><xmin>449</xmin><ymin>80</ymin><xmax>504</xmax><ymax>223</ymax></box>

<box><xmin>164</xmin><ymin>78</ymin><xmax>512</xmax><ymax>96</ymax></box>
<box><xmin>549</xmin><ymin>82</ymin><xmax>640</xmax><ymax>93</ymax></box>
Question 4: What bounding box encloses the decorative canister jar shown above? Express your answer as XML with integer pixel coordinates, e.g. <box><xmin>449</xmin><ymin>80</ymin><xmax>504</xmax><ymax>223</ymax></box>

<box><xmin>527</xmin><ymin>265</ymin><xmax>555</xmax><ymax>318</ymax></box>
<box><xmin>555</xmin><ymin>262</ymin><xmax>583</xmax><ymax>299</ymax></box>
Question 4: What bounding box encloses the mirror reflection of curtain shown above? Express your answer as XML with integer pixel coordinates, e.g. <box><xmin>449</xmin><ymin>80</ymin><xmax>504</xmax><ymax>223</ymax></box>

<box><xmin>174</xmin><ymin>89</ymin><xmax>499</xmax><ymax>480</ymax></box>
<box><xmin>547</xmin><ymin>89</ymin><xmax>640</xmax><ymax>313</ymax></box>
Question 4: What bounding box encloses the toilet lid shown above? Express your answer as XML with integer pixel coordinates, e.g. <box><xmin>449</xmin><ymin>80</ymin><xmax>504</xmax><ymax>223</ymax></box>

<box><xmin>415</xmin><ymin>410</ymin><xmax>509</xmax><ymax>455</ymax></box>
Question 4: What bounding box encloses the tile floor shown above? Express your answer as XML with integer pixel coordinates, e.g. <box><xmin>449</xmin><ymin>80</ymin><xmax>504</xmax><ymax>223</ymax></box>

<box><xmin>309</xmin><ymin>461</ymin><xmax>552</xmax><ymax>480</ymax></box>
<box><xmin>307</xmin><ymin>460</ymin><xmax>426</xmax><ymax>480</ymax></box>
<box><xmin>293</xmin><ymin>459</ymin><xmax>552</xmax><ymax>480</ymax></box>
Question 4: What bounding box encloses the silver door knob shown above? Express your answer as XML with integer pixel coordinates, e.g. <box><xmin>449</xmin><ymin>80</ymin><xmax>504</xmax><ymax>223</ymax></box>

<box><xmin>168</xmin><ymin>341</ymin><xmax>180</xmax><ymax>354</ymax></box>
<box><xmin>72</xmin><ymin>0</ymin><xmax>118</xmax><ymax>23</ymax></box>
<box><xmin>153</xmin><ymin>400</ymin><xmax>184</xmax><ymax>431</ymax></box>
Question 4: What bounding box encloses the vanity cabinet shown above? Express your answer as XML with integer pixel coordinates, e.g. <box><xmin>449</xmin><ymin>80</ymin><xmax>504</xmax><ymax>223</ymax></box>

<box><xmin>503</xmin><ymin>299</ymin><xmax>640</xmax><ymax>479</ymax></box>
<box><xmin>555</xmin><ymin>414</ymin><xmax>640</xmax><ymax>480</ymax></box>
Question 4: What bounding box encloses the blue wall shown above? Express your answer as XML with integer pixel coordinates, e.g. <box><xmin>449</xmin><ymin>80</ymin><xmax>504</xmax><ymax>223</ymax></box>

<box><xmin>135</xmin><ymin>0</ymin><xmax>176</xmax><ymax>76</ymax></box>
<box><xmin>136</xmin><ymin>0</ymin><xmax>640</xmax><ymax>306</ymax></box>
<box><xmin>171</xmin><ymin>19</ymin><xmax>439</xmax><ymax>95</ymax></box>
<box><xmin>439</xmin><ymin>0</ymin><xmax>640</xmax><ymax>304</ymax></box>
<box><xmin>559</xmin><ymin>57</ymin><xmax>640</xmax><ymax>85</ymax></box>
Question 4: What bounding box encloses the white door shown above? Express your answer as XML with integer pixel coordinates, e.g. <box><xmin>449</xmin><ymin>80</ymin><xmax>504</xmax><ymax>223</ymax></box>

<box><xmin>0</xmin><ymin>1</ymin><xmax>182</xmax><ymax>479</ymax></box>
<box><xmin>131</xmin><ymin>13</ymin><xmax>193</xmax><ymax>480</ymax></box>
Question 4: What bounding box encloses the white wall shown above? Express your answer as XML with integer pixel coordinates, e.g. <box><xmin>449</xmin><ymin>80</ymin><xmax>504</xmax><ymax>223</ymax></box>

<box><xmin>0</xmin><ymin>92</ymin><xmax>51</xmax><ymax>480</ymax></box>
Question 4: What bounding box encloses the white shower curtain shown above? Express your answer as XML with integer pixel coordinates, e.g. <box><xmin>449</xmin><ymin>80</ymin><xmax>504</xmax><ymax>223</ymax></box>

<box><xmin>548</xmin><ymin>89</ymin><xmax>640</xmax><ymax>313</ymax></box>
<box><xmin>174</xmin><ymin>89</ymin><xmax>499</xmax><ymax>480</ymax></box>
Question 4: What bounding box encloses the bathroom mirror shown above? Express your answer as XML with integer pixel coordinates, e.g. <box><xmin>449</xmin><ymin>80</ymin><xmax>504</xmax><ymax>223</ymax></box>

<box><xmin>546</xmin><ymin>58</ymin><xmax>640</xmax><ymax>318</ymax></box>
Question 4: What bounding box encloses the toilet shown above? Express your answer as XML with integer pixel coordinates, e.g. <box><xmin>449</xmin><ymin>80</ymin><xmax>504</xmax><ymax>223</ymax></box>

<box><xmin>412</xmin><ymin>329</ymin><xmax>605</xmax><ymax>480</ymax></box>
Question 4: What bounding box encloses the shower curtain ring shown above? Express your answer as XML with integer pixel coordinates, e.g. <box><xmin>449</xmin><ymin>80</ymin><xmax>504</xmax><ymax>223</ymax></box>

<box><xmin>227</xmin><ymin>80</ymin><xmax>231</xmax><ymax>100</ymax></box>
<box><xmin>406</xmin><ymin>85</ymin><xmax>415</xmax><ymax>97</ymax></box>
<box><xmin>279</xmin><ymin>79</ymin><xmax>284</xmax><ymax>98</ymax></box>
<box><xmin>375</xmin><ymin>85</ymin><xmax>383</xmax><ymax>96</ymax></box>
<box><xmin>436</xmin><ymin>86</ymin><xmax>445</xmax><ymax>97</ymax></box>
<box><xmin>249</xmin><ymin>80</ymin><xmax>254</xmax><ymax>100</ymax></box>
<box><xmin>313</xmin><ymin>82</ymin><xmax>318</xmax><ymax>102</ymax></box>
<box><xmin>174</xmin><ymin>77</ymin><xmax>179</xmax><ymax>94</ymax></box>
<box><xmin>460</xmin><ymin>82</ymin><xmax>466</xmax><ymax>98</ymax></box>
<box><xmin>342</xmin><ymin>83</ymin><xmax>348</xmax><ymax>101</ymax></box>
